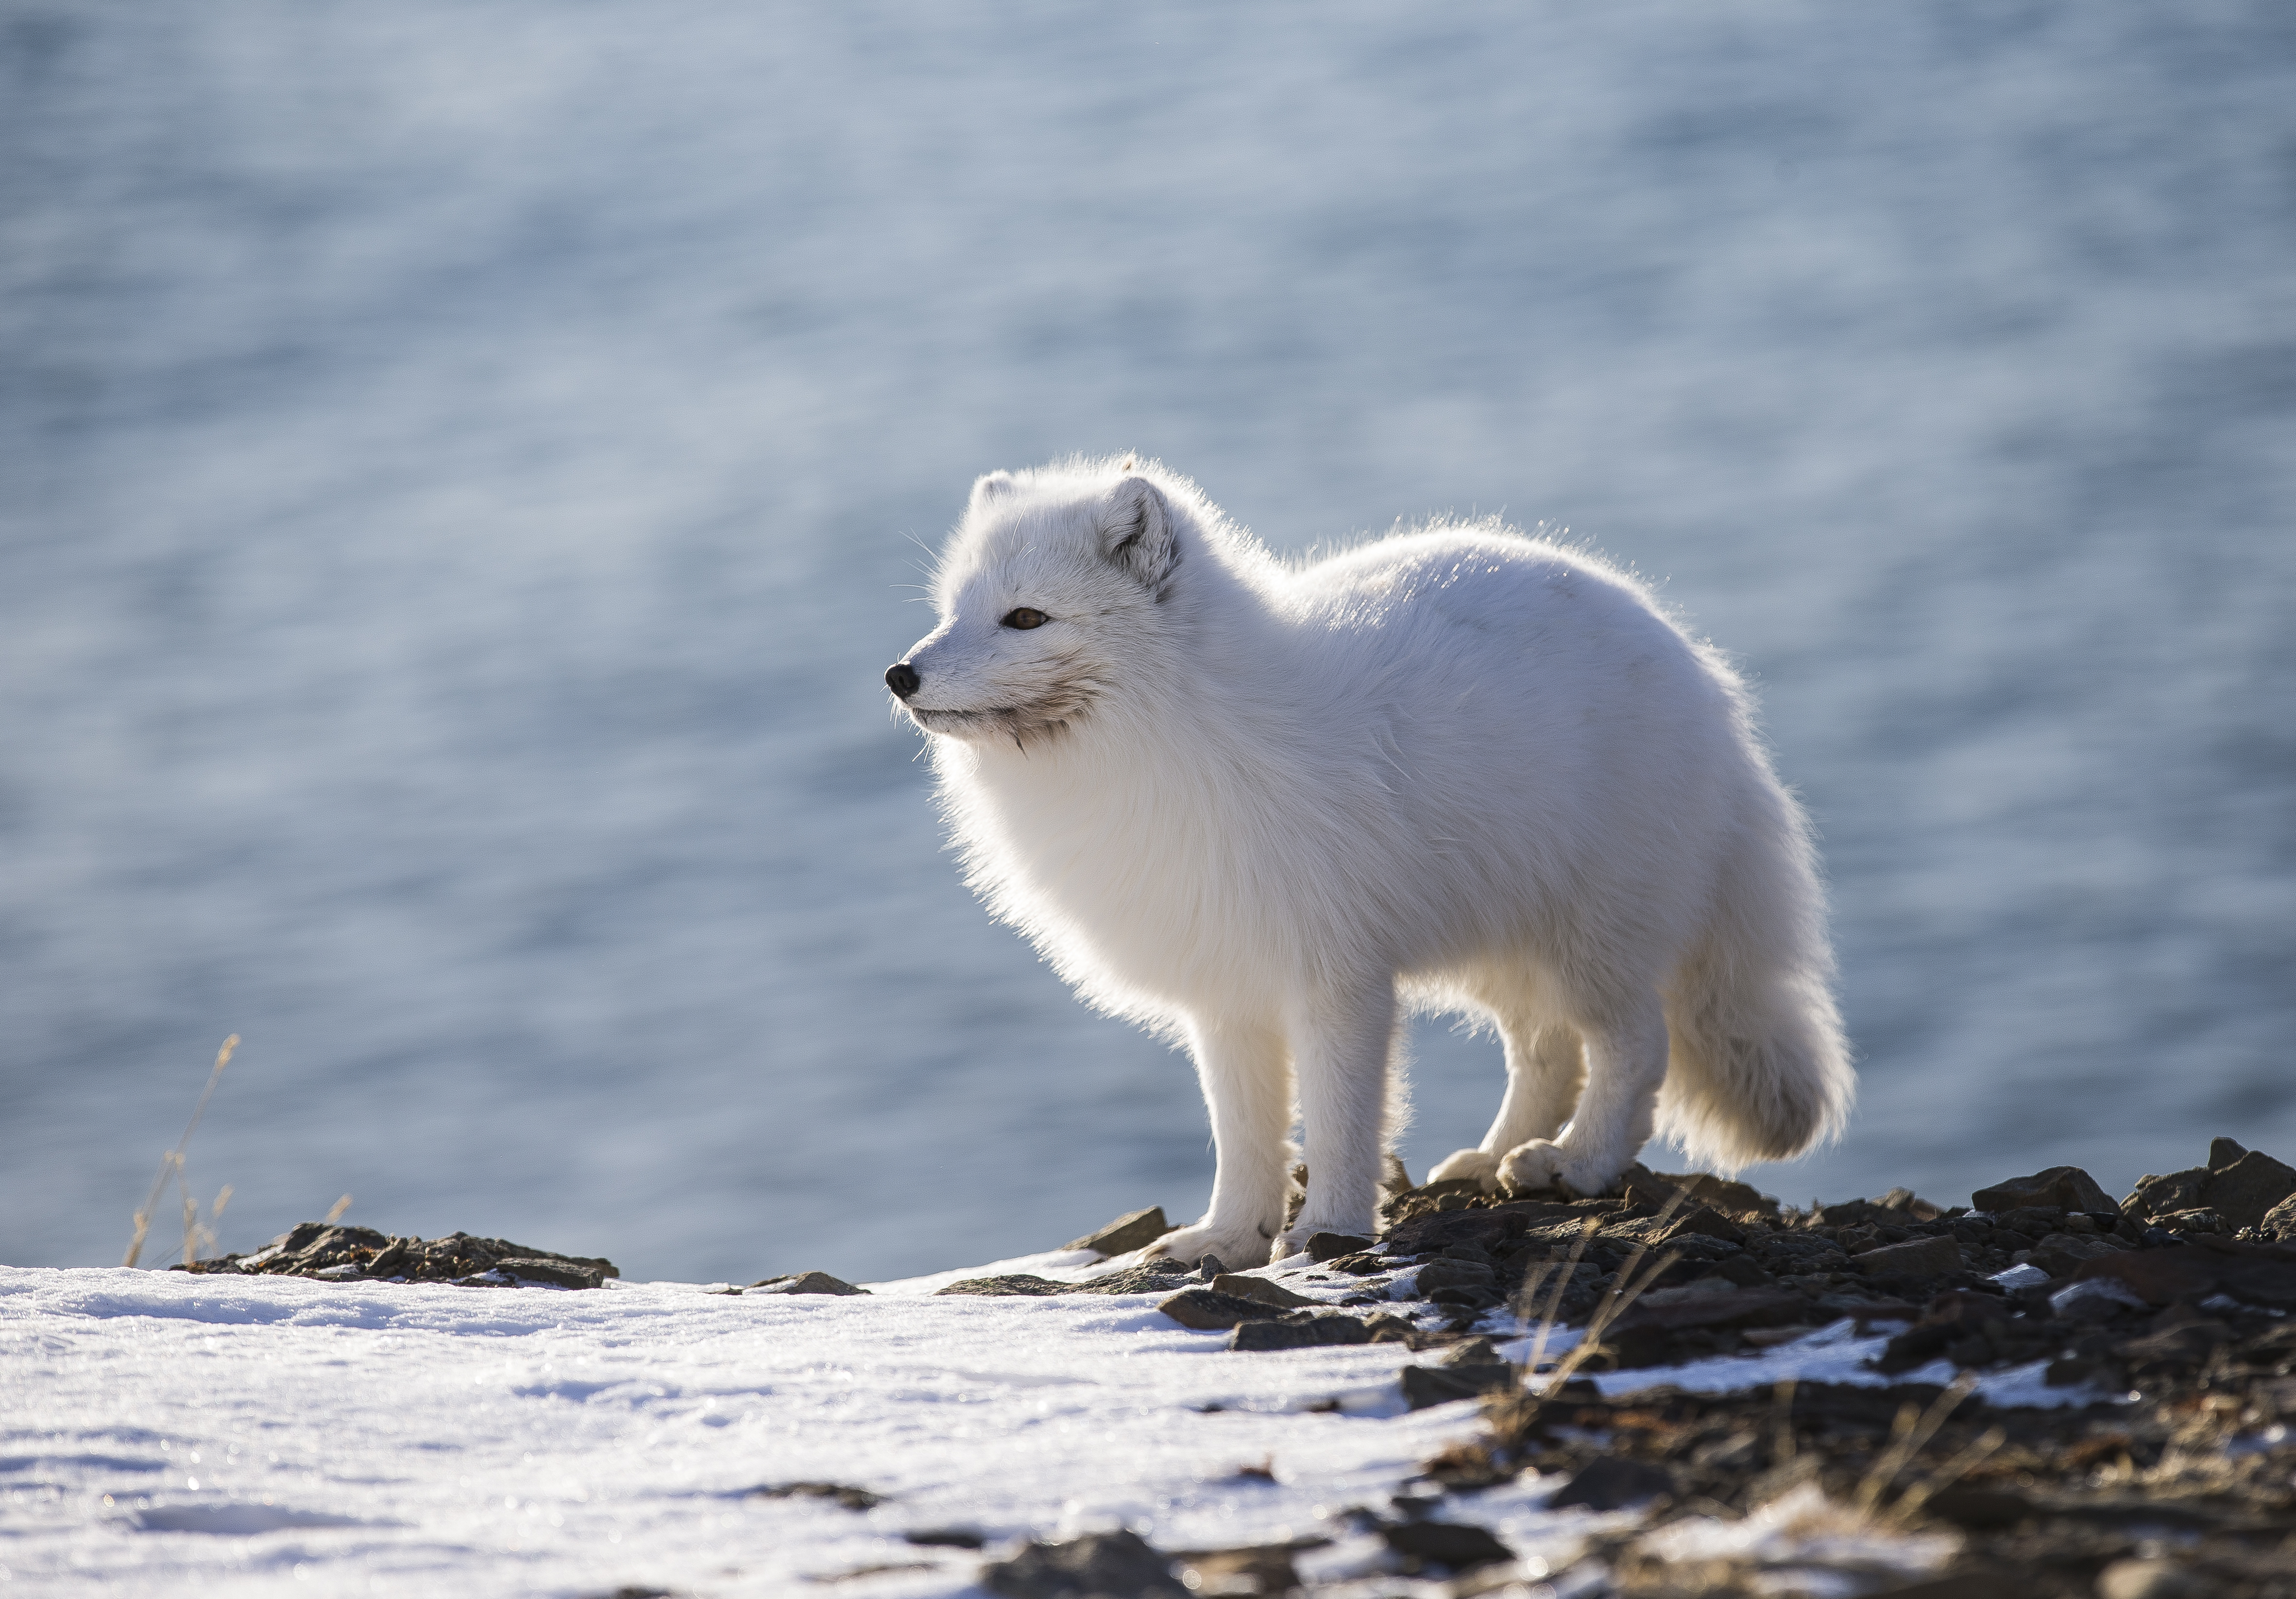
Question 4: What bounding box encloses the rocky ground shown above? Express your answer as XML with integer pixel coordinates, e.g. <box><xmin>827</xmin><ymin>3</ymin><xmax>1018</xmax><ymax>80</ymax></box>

<box><xmin>167</xmin><ymin>1138</ymin><xmax>2296</xmax><ymax>1598</ymax></box>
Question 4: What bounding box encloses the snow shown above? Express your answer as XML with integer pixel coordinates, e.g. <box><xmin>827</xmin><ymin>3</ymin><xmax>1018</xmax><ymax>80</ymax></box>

<box><xmin>3</xmin><ymin>1257</ymin><xmax>2098</xmax><ymax>1597</ymax></box>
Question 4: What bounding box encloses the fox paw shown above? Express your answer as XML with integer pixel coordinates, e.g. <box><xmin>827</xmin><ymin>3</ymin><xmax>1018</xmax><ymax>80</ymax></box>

<box><xmin>1145</xmin><ymin>1221</ymin><xmax>1279</xmax><ymax>1273</ymax></box>
<box><xmin>1496</xmin><ymin>1139</ymin><xmax>1623</xmax><ymax>1200</ymax></box>
<box><xmin>1426</xmin><ymin>1148</ymin><xmax>1502</xmax><ymax>1192</ymax></box>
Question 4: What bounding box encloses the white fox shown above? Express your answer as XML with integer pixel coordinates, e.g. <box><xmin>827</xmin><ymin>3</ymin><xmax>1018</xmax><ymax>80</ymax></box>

<box><xmin>888</xmin><ymin>458</ymin><xmax>1852</xmax><ymax>1268</ymax></box>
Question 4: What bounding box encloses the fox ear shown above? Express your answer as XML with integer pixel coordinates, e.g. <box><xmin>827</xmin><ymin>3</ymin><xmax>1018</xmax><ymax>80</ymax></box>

<box><xmin>969</xmin><ymin>470</ymin><xmax>1018</xmax><ymax>511</ymax></box>
<box><xmin>1103</xmin><ymin>476</ymin><xmax>1180</xmax><ymax>595</ymax></box>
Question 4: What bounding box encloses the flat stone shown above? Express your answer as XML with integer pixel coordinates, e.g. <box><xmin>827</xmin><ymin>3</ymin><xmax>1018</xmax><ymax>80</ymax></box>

<box><xmin>1656</xmin><ymin>1205</ymin><xmax>1747</xmax><ymax>1247</ymax></box>
<box><xmin>1400</xmin><ymin>1361</ymin><xmax>1517</xmax><ymax>1410</ymax></box>
<box><xmin>1208</xmin><ymin>1273</ymin><xmax>1320</xmax><ymax>1309</ymax></box>
<box><xmin>931</xmin><ymin>1274</ymin><xmax>1068</xmax><ymax>1296</ymax></box>
<box><xmin>981</xmin><ymin>1529</ymin><xmax>1186</xmax><ymax>1599</ymax></box>
<box><xmin>1547</xmin><ymin>1457</ymin><xmax>1676</xmax><ymax>1511</ymax></box>
<box><xmin>1063</xmin><ymin>1207</ymin><xmax>1176</xmax><ymax>1257</ymax></box>
<box><xmin>1065</xmin><ymin>1261</ymin><xmax>1196</xmax><ymax>1296</ymax></box>
<box><xmin>1380</xmin><ymin>1520</ymin><xmax>1514</xmax><ymax>1573</ymax></box>
<box><xmin>1411</xmin><ymin>1258</ymin><xmax>1497</xmax><ymax>1294</ymax></box>
<box><xmin>2072</xmin><ymin>1236</ymin><xmax>2296</xmax><ymax>1308</ymax></box>
<box><xmin>494</xmin><ymin>1256</ymin><xmax>609</xmax><ymax>1290</ymax></box>
<box><xmin>1610</xmin><ymin>1285</ymin><xmax>1813</xmax><ymax>1334</ymax></box>
<box><xmin>1157</xmin><ymin>1289</ymin><xmax>1287</xmax><ymax>1331</ymax></box>
<box><xmin>1971</xmin><ymin>1166</ymin><xmax>2115</xmax><ymax>1216</ymax></box>
<box><xmin>2025</xmin><ymin>1233</ymin><xmax>2123</xmax><ymax>1277</ymax></box>
<box><xmin>1304</xmin><ymin>1232</ymin><xmax>1373</xmax><ymax>1262</ymax></box>
<box><xmin>1381</xmin><ymin>1207</ymin><xmax>1527</xmax><ymax>1257</ymax></box>
<box><xmin>1851</xmin><ymin>1235</ymin><xmax>1964</xmax><ymax>1279</ymax></box>
<box><xmin>2264</xmin><ymin>1192</ymin><xmax>2296</xmax><ymax>1242</ymax></box>
<box><xmin>1229</xmin><ymin>1313</ymin><xmax>1375</xmax><ymax>1351</ymax></box>
<box><xmin>753</xmin><ymin>1271</ymin><xmax>870</xmax><ymax>1296</ymax></box>
<box><xmin>751</xmin><ymin>1480</ymin><xmax>883</xmax><ymax>1510</ymax></box>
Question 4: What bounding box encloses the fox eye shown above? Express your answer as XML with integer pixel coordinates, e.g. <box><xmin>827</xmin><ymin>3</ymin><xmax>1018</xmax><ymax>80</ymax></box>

<box><xmin>1001</xmin><ymin>607</ymin><xmax>1049</xmax><ymax>630</ymax></box>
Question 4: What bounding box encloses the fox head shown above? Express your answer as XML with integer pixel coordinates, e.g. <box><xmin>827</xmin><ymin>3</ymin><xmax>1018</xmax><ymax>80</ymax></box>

<box><xmin>886</xmin><ymin>461</ymin><xmax>1195</xmax><ymax>745</ymax></box>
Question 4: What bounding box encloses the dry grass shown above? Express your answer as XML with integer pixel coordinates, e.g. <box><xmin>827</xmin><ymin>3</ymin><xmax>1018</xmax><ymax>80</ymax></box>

<box><xmin>123</xmin><ymin>1035</ymin><xmax>237</xmax><ymax>1269</ymax></box>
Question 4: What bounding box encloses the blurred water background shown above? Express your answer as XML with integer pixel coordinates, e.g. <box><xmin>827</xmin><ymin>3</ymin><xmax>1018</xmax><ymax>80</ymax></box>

<box><xmin>4</xmin><ymin>2</ymin><xmax>2292</xmax><ymax>1282</ymax></box>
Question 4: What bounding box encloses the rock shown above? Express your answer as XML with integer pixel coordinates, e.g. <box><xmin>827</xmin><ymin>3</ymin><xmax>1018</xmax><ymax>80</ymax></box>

<box><xmin>904</xmin><ymin>1528</ymin><xmax>986</xmax><ymax>1548</ymax></box>
<box><xmin>492</xmin><ymin>1257</ymin><xmax>611</xmax><ymax>1290</ymax></box>
<box><xmin>980</xmin><ymin>1529</ymin><xmax>1186</xmax><ymax>1599</ymax></box>
<box><xmin>1615</xmin><ymin>1285</ymin><xmax>1817</xmax><ymax>1333</ymax></box>
<box><xmin>1922</xmin><ymin>1486</ymin><xmax>2032</xmax><ymax>1530</ymax></box>
<box><xmin>1157</xmin><ymin>1289</ymin><xmax>1288</xmax><ymax>1331</ymax></box>
<box><xmin>1400</xmin><ymin>1360</ymin><xmax>1517</xmax><ymax>1409</ymax></box>
<box><xmin>1305</xmin><ymin>1231</ymin><xmax>1374</xmax><ymax>1262</ymax></box>
<box><xmin>1411</xmin><ymin>1258</ymin><xmax>1497</xmax><ymax>1294</ymax></box>
<box><xmin>1381</xmin><ymin>1207</ymin><xmax>1528</xmax><ymax>1257</ymax></box>
<box><xmin>753</xmin><ymin>1271</ymin><xmax>870</xmax><ymax>1296</ymax></box>
<box><xmin>1655</xmin><ymin>1206</ymin><xmax>1747</xmax><ymax>1247</ymax></box>
<box><xmin>182</xmin><ymin>1224</ymin><xmax>620</xmax><ymax>1289</ymax></box>
<box><xmin>2203</xmin><ymin>1150</ymin><xmax>2296</xmax><ymax>1230</ymax></box>
<box><xmin>1065</xmin><ymin>1261</ymin><xmax>1197</xmax><ymax>1295</ymax></box>
<box><xmin>2023</xmin><ymin>1234</ymin><xmax>2121</xmax><ymax>1277</ymax></box>
<box><xmin>2070</xmin><ymin>1235</ymin><xmax>2296</xmax><ymax>1308</ymax></box>
<box><xmin>2264</xmin><ymin>1192</ymin><xmax>2296</xmax><ymax>1242</ymax></box>
<box><xmin>1650</xmin><ymin>1171</ymin><xmax>1782</xmax><ymax>1221</ymax></box>
<box><xmin>1208</xmin><ymin>1273</ymin><xmax>1321</xmax><ymax>1309</ymax></box>
<box><xmin>2126</xmin><ymin>1168</ymin><xmax>2214</xmax><ymax>1221</ymax></box>
<box><xmin>1970</xmin><ymin>1166</ymin><xmax>2115</xmax><ymax>1216</ymax></box>
<box><xmin>1229</xmin><ymin>1312</ymin><xmax>1375</xmax><ymax>1351</ymax></box>
<box><xmin>1547</xmin><ymin>1457</ymin><xmax>1676</xmax><ymax>1511</ymax></box>
<box><xmin>1379</xmin><ymin>1520</ymin><xmax>1514</xmax><ymax>1573</ymax></box>
<box><xmin>2209</xmin><ymin>1136</ymin><xmax>2249</xmax><ymax>1171</ymax></box>
<box><xmin>751</xmin><ymin>1481</ymin><xmax>883</xmax><ymax>1510</ymax></box>
<box><xmin>932</xmin><ymin>1274</ymin><xmax>1071</xmax><ymax>1296</ymax></box>
<box><xmin>1063</xmin><ymin>1207</ymin><xmax>1176</xmax><ymax>1257</ymax></box>
<box><xmin>1170</xmin><ymin>1544</ymin><xmax>1312</xmax><ymax>1597</ymax></box>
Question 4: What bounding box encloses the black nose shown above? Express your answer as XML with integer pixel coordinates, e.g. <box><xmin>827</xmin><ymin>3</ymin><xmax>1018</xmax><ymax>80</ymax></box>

<box><xmin>885</xmin><ymin>661</ymin><xmax>921</xmax><ymax>699</ymax></box>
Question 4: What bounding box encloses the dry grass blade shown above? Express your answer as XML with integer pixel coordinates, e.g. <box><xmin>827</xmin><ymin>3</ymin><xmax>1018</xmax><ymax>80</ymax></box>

<box><xmin>1854</xmin><ymin>1372</ymin><xmax>1979</xmax><ymax>1516</ymax></box>
<box><xmin>1515</xmin><ymin>1216</ymin><xmax>1600</xmax><ymax>1382</ymax></box>
<box><xmin>1772</xmin><ymin>1377</ymin><xmax>1798</xmax><ymax>1466</ymax></box>
<box><xmin>324</xmin><ymin>1193</ymin><xmax>354</xmax><ymax>1225</ymax></box>
<box><xmin>1888</xmin><ymin>1424</ymin><xmax>2007</xmax><ymax>1527</ymax></box>
<box><xmin>124</xmin><ymin>1034</ymin><xmax>238</xmax><ymax>1268</ymax></box>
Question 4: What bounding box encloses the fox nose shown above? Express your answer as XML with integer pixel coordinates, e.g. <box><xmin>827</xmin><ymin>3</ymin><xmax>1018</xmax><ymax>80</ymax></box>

<box><xmin>885</xmin><ymin>661</ymin><xmax>921</xmax><ymax>699</ymax></box>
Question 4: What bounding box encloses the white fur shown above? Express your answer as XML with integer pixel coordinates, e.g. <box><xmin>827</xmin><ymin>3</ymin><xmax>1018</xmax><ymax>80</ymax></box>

<box><xmin>891</xmin><ymin>458</ymin><xmax>1853</xmax><ymax>1267</ymax></box>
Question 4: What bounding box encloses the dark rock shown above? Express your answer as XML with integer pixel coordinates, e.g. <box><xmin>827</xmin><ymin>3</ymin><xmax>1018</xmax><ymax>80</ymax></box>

<box><xmin>1655</xmin><ymin>1206</ymin><xmax>1748</xmax><ymax>1247</ymax></box>
<box><xmin>2209</xmin><ymin>1137</ymin><xmax>2249</xmax><ymax>1172</ymax></box>
<box><xmin>1923</xmin><ymin>1487</ymin><xmax>2033</xmax><ymax>1530</ymax></box>
<box><xmin>1412</xmin><ymin>1257</ymin><xmax>1497</xmax><ymax>1294</ymax></box>
<box><xmin>1170</xmin><ymin>1543</ymin><xmax>1318</xmax><ymax>1597</ymax></box>
<box><xmin>1853</xmin><ymin>1236</ymin><xmax>1963</xmax><ymax>1278</ymax></box>
<box><xmin>181</xmin><ymin>1225</ymin><xmax>619</xmax><ymax>1289</ymax></box>
<box><xmin>1329</xmin><ymin>1252</ymin><xmax>1391</xmax><ymax>1276</ymax></box>
<box><xmin>1649</xmin><ymin>1171</ymin><xmax>1782</xmax><ymax>1221</ymax></box>
<box><xmin>754</xmin><ymin>1272</ymin><xmax>870</xmax><ymax>1296</ymax></box>
<box><xmin>932</xmin><ymin>1274</ymin><xmax>1069</xmax><ymax>1296</ymax></box>
<box><xmin>2070</xmin><ymin>1235</ymin><xmax>2296</xmax><ymax>1308</ymax></box>
<box><xmin>1382</xmin><ymin>1207</ymin><xmax>1527</xmax><ymax>1257</ymax></box>
<box><xmin>2203</xmin><ymin>1150</ymin><xmax>2296</xmax><ymax>1230</ymax></box>
<box><xmin>1401</xmin><ymin>1361</ymin><xmax>1517</xmax><ymax>1409</ymax></box>
<box><xmin>1207</xmin><ymin>1273</ymin><xmax>1320</xmax><ymax>1309</ymax></box>
<box><xmin>2125</xmin><ymin>1168</ymin><xmax>2214</xmax><ymax>1221</ymax></box>
<box><xmin>1548</xmin><ymin>1457</ymin><xmax>1676</xmax><ymax>1511</ymax></box>
<box><xmin>1306</xmin><ymin>1232</ymin><xmax>1375</xmax><ymax>1262</ymax></box>
<box><xmin>1610</xmin><ymin>1284</ymin><xmax>1813</xmax><ymax>1334</ymax></box>
<box><xmin>1064</xmin><ymin>1207</ymin><xmax>1177</xmax><ymax>1257</ymax></box>
<box><xmin>752</xmin><ymin>1481</ymin><xmax>883</xmax><ymax>1510</ymax></box>
<box><xmin>1157</xmin><ymin>1289</ymin><xmax>1287</xmax><ymax>1331</ymax></box>
<box><xmin>1230</xmin><ymin>1312</ymin><xmax>1376</xmax><ymax>1351</ymax></box>
<box><xmin>492</xmin><ymin>1257</ymin><xmax>610</xmax><ymax>1290</ymax></box>
<box><xmin>1065</xmin><ymin>1260</ymin><xmax>1197</xmax><ymax>1295</ymax></box>
<box><xmin>981</xmin><ymin>1530</ymin><xmax>1186</xmax><ymax>1599</ymax></box>
<box><xmin>2264</xmin><ymin>1192</ymin><xmax>2296</xmax><ymax>1243</ymax></box>
<box><xmin>1971</xmin><ymin>1167</ymin><xmax>2115</xmax><ymax>1216</ymax></box>
<box><xmin>2024</xmin><ymin>1234</ymin><xmax>2123</xmax><ymax>1278</ymax></box>
<box><xmin>1379</xmin><ymin>1519</ymin><xmax>1514</xmax><ymax>1573</ymax></box>
<box><xmin>904</xmin><ymin>1528</ymin><xmax>986</xmax><ymax>1549</ymax></box>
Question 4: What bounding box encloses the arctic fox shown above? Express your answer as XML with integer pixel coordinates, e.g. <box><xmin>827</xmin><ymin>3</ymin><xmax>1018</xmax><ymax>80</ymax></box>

<box><xmin>887</xmin><ymin>458</ymin><xmax>1852</xmax><ymax>1268</ymax></box>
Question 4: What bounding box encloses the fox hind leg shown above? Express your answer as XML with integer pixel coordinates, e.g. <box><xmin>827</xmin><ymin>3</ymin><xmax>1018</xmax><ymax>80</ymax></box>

<box><xmin>1429</xmin><ymin>1014</ymin><xmax>1586</xmax><ymax>1193</ymax></box>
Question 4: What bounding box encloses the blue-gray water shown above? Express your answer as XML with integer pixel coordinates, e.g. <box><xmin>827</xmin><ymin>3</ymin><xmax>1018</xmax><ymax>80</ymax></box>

<box><xmin>4</xmin><ymin>3</ymin><xmax>2292</xmax><ymax>1282</ymax></box>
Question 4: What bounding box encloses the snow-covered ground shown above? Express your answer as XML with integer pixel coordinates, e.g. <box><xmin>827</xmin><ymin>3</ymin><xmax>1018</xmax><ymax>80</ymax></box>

<box><xmin>2</xmin><ymin>1253</ymin><xmax>2076</xmax><ymax>1597</ymax></box>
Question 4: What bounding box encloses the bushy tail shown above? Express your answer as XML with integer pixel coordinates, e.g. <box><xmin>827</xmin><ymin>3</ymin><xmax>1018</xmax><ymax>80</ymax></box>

<box><xmin>1655</xmin><ymin>781</ymin><xmax>1854</xmax><ymax>1173</ymax></box>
